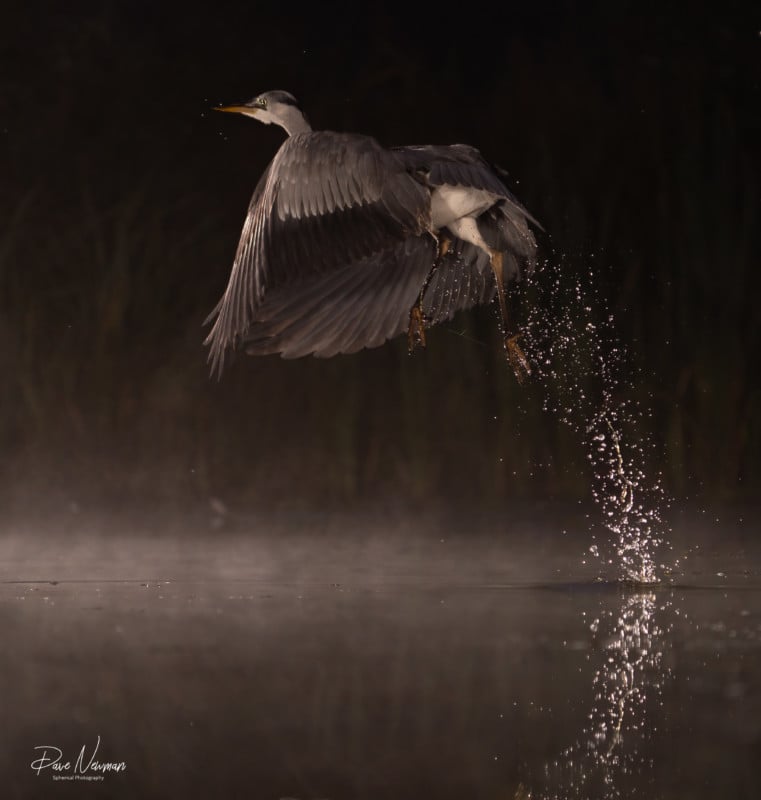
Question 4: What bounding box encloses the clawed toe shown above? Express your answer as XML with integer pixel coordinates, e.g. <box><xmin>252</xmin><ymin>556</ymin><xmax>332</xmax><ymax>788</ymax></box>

<box><xmin>407</xmin><ymin>306</ymin><xmax>427</xmax><ymax>353</ymax></box>
<box><xmin>505</xmin><ymin>332</ymin><xmax>531</xmax><ymax>384</ymax></box>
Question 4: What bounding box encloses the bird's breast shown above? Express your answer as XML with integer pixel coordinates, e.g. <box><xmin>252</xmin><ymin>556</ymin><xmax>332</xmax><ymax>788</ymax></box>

<box><xmin>430</xmin><ymin>185</ymin><xmax>498</xmax><ymax>230</ymax></box>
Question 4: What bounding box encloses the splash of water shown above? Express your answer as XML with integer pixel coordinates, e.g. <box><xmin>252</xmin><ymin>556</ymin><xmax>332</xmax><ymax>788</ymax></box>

<box><xmin>519</xmin><ymin>256</ymin><xmax>670</xmax><ymax>582</ymax></box>
<box><xmin>510</xmin><ymin>255</ymin><xmax>677</xmax><ymax>797</ymax></box>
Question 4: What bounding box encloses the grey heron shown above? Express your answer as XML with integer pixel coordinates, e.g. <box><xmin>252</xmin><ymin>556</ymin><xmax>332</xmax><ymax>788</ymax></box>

<box><xmin>205</xmin><ymin>90</ymin><xmax>540</xmax><ymax>378</ymax></box>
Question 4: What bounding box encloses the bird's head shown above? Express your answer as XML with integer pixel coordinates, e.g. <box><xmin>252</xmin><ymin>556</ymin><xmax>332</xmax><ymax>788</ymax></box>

<box><xmin>215</xmin><ymin>90</ymin><xmax>311</xmax><ymax>136</ymax></box>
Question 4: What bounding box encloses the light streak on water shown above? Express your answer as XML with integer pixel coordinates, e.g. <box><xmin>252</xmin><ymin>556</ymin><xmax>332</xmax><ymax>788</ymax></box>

<box><xmin>533</xmin><ymin>592</ymin><xmax>671</xmax><ymax>800</ymax></box>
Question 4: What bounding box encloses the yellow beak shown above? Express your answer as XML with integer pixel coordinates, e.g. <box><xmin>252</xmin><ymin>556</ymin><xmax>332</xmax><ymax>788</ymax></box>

<box><xmin>214</xmin><ymin>105</ymin><xmax>254</xmax><ymax>114</ymax></box>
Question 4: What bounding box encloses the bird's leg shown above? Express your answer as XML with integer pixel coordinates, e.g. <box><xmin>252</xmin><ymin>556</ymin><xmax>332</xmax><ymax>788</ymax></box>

<box><xmin>407</xmin><ymin>234</ymin><xmax>452</xmax><ymax>354</ymax></box>
<box><xmin>437</xmin><ymin>234</ymin><xmax>453</xmax><ymax>260</ymax></box>
<box><xmin>407</xmin><ymin>305</ymin><xmax>427</xmax><ymax>352</ymax></box>
<box><xmin>489</xmin><ymin>249</ymin><xmax>532</xmax><ymax>383</ymax></box>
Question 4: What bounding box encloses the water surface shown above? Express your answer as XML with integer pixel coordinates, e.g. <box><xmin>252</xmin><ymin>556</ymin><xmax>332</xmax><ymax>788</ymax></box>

<box><xmin>2</xmin><ymin>509</ymin><xmax>759</xmax><ymax>799</ymax></box>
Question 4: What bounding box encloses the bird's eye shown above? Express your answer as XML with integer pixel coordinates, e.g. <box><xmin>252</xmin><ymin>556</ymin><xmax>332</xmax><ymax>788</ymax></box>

<box><xmin>259</xmin><ymin>98</ymin><xmax>268</xmax><ymax>108</ymax></box>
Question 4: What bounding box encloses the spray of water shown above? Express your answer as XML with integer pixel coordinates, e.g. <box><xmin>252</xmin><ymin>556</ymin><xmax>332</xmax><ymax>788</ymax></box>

<box><xmin>518</xmin><ymin>255</ymin><xmax>671</xmax><ymax>582</ymax></box>
<box><xmin>507</xmin><ymin>254</ymin><xmax>678</xmax><ymax>798</ymax></box>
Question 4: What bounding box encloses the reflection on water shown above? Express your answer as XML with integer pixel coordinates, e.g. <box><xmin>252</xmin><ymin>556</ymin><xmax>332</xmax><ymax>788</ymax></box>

<box><xmin>1</xmin><ymin>521</ymin><xmax>759</xmax><ymax>799</ymax></box>
<box><xmin>517</xmin><ymin>259</ymin><xmax>707</xmax><ymax>796</ymax></box>
<box><xmin>537</xmin><ymin>592</ymin><xmax>669</xmax><ymax>799</ymax></box>
<box><xmin>583</xmin><ymin>595</ymin><xmax>664</xmax><ymax>787</ymax></box>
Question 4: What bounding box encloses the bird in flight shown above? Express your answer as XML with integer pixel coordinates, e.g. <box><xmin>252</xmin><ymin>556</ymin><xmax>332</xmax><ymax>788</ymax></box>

<box><xmin>205</xmin><ymin>90</ymin><xmax>540</xmax><ymax>379</ymax></box>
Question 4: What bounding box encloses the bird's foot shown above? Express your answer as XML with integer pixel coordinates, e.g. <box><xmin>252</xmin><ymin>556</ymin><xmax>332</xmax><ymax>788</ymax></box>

<box><xmin>407</xmin><ymin>305</ymin><xmax>428</xmax><ymax>353</ymax></box>
<box><xmin>437</xmin><ymin>234</ymin><xmax>453</xmax><ymax>260</ymax></box>
<box><xmin>505</xmin><ymin>332</ymin><xmax>532</xmax><ymax>384</ymax></box>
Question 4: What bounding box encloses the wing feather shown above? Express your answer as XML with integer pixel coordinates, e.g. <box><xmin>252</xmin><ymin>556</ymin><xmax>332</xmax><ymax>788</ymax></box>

<box><xmin>206</xmin><ymin>131</ymin><xmax>540</xmax><ymax>375</ymax></box>
<box><xmin>421</xmin><ymin>240</ymin><xmax>497</xmax><ymax>327</ymax></box>
<box><xmin>241</xmin><ymin>237</ymin><xmax>436</xmax><ymax>359</ymax></box>
<box><xmin>205</xmin><ymin>131</ymin><xmax>431</xmax><ymax>374</ymax></box>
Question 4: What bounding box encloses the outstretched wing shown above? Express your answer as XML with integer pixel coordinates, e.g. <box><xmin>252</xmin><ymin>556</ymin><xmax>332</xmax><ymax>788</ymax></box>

<box><xmin>243</xmin><ymin>237</ymin><xmax>437</xmax><ymax>358</ymax></box>
<box><xmin>205</xmin><ymin>131</ymin><xmax>432</xmax><ymax>374</ymax></box>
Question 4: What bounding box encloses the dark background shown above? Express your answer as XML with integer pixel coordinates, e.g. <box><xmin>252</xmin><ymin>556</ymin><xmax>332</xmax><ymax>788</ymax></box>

<box><xmin>1</xmin><ymin>0</ymin><xmax>759</xmax><ymax>515</ymax></box>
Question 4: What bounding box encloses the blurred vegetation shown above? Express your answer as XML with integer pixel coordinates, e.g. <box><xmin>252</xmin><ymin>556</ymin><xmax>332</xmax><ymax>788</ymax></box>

<box><xmin>1</xmin><ymin>2</ymin><xmax>758</xmax><ymax>511</ymax></box>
